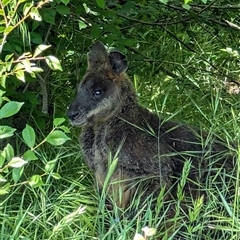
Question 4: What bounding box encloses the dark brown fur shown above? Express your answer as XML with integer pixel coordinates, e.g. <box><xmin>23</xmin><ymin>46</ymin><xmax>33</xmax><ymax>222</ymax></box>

<box><xmin>67</xmin><ymin>41</ymin><xmax>234</xmax><ymax>209</ymax></box>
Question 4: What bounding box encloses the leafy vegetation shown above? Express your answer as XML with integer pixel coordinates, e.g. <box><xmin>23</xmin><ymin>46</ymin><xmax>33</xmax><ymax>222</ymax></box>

<box><xmin>0</xmin><ymin>0</ymin><xmax>240</xmax><ymax>239</ymax></box>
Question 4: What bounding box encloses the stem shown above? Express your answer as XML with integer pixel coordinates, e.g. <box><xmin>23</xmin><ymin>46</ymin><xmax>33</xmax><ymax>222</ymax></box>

<box><xmin>38</xmin><ymin>73</ymin><xmax>49</xmax><ymax>114</ymax></box>
<box><xmin>32</xmin><ymin>138</ymin><xmax>47</xmax><ymax>151</ymax></box>
<box><xmin>10</xmin><ymin>173</ymin><xmax>47</xmax><ymax>187</ymax></box>
<box><xmin>38</xmin><ymin>24</ymin><xmax>53</xmax><ymax>114</ymax></box>
<box><xmin>32</xmin><ymin>127</ymin><xmax>56</xmax><ymax>150</ymax></box>
<box><xmin>13</xmin><ymin>56</ymin><xmax>46</xmax><ymax>63</ymax></box>
<box><xmin>115</xmin><ymin>11</ymin><xmax>191</xmax><ymax>27</ymax></box>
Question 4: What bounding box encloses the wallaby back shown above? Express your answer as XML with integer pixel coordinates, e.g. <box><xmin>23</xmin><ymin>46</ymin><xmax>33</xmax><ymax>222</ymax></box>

<box><xmin>67</xmin><ymin>41</ymin><xmax>234</xmax><ymax>209</ymax></box>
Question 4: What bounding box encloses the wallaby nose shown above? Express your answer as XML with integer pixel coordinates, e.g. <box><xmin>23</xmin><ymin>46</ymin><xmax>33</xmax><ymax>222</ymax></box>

<box><xmin>67</xmin><ymin>109</ymin><xmax>80</xmax><ymax>121</ymax></box>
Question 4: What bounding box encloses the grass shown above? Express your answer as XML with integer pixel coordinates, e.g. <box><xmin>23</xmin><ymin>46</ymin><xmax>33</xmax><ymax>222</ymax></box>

<box><xmin>1</xmin><ymin>17</ymin><xmax>240</xmax><ymax>239</ymax></box>
<box><xmin>1</xmin><ymin>2</ymin><xmax>240</xmax><ymax>239</ymax></box>
<box><xmin>1</xmin><ymin>79</ymin><xmax>240</xmax><ymax>240</ymax></box>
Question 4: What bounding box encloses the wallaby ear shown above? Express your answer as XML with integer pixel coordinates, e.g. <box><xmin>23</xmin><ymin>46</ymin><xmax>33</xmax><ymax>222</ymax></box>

<box><xmin>88</xmin><ymin>41</ymin><xmax>108</xmax><ymax>69</ymax></box>
<box><xmin>108</xmin><ymin>51</ymin><xmax>128</xmax><ymax>75</ymax></box>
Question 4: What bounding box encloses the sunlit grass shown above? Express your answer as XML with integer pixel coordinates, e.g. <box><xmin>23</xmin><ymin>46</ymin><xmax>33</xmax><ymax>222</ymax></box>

<box><xmin>1</xmin><ymin>110</ymin><xmax>239</xmax><ymax>240</ymax></box>
<box><xmin>2</xmin><ymin>73</ymin><xmax>240</xmax><ymax>239</ymax></box>
<box><xmin>2</xmin><ymin>27</ymin><xmax>240</xmax><ymax>240</ymax></box>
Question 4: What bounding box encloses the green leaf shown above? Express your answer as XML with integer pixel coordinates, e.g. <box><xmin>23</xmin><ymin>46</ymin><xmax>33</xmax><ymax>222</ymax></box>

<box><xmin>32</xmin><ymin>20</ymin><xmax>41</xmax><ymax>31</ymax></box>
<box><xmin>4</xmin><ymin>26</ymin><xmax>14</xmax><ymax>34</ymax></box>
<box><xmin>159</xmin><ymin>0</ymin><xmax>168</xmax><ymax>4</ymax></box>
<box><xmin>8</xmin><ymin>157</ymin><xmax>28</xmax><ymax>168</ymax></box>
<box><xmin>0</xmin><ymin>154</ymin><xmax>5</xmax><ymax>168</ymax></box>
<box><xmin>46</xmin><ymin>130</ymin><xmax>71</xmax><ymax>146</ymax></box>
<box><xmin>12</xmin><ymin>167</ymin><xmax>24</xmax><ymax>183</ymax></box>
<box><xmin>45</xmin><ymin>159</ymin><xmax>56</xmax><ymax>173</ymax></box>
<box><xmin>0</xmin><ymin>183</ymin><xmax>10</xmax><ymax>195</ymax></box>
<box><xmin>13</xmin><ymin>62</ymin><xmax>25</xmax><ymax>71</ymax></box>
<box><xmin>22</xmin><ymin>124</ymin><xmax>36</xmax><ymax>148</ymax></box>
<box><xmin>6</xmin><ymin>10</ymin><xmax>14</xmax><ymax>18</ymax></box>
<box><xmin>141</xmin><ymin>227</ymin><xmax>156</xmax><ymax>237</ymax></box>
<box><xmin>0</xmin><ymin>26</ymin><xmax>5</xmax><ymax>33</ymax></box>
<box><xmin>96</xmin><ymin>0</ymin><xmax>105</xmax><ymax>9</ymax></box>
<box><xmin>182</xmin><ymin>4</ymin><xmax>191</xmax><ymax>10</ymax></box>
<box><xmin>59</xmin><ymin>126</ymin><xmax>70</xmax><ymax>133</ymax></box>
<box><xmin>51</xmin><ymin>172</ymin><xmax>62</xmax><ymax>180</ymax></box>
<box><xmin>0</xmin><ymin>88</ymin><xmax>5</xmax><ymax>97</ymax></box>
<box><xmin>4</xmin><ymin>53</ymin><xmax>14</xmax><ymax>61</ymax></box>
<box><xmin>23</xmin><ymin>150</ymin><xmax>38</xmax><ymax>161</ymax></box>
<box><xmin>0</xmin><ymin>125</ymin><xmax>16</xmax><ymax>139</ymax></box>
<box><xmin>29</xmin><ymin>174</ymin><xmax>44</xmax><ymax>188</ymax></box>
<box><xmin>2</xmin><ymin>144</ymin><xmax>14</xmax><ymax>161</ymax></box>
<box><xmin>56</xmin><ymin>5</ymin><xmax>71</xmax><ymax>15</ymax></box>
<box><xmin>33</xmin><ymin>44</ymin><xmax>51</xmax><ymax>57</ymax></box>
<box><xmin>3</xmin><ymin>0</ymin><xmax>11</xmax><ymax>6</ymax></box>
<box><xmin>0</xmin><ymin>174</ymin><xmax>7</xmax><ymax>182</ymax></box>
<box><xmin>46</xmin><ymin>56</ymin><xmax>63</xmax><ymax>71</ymax></box>
<box><xmin>30</xmin><ymin>66</ymin><xmax>44</xmax><ymax>73</ymax></box>
<box><xmin>22</xmin><ymin>59</ymin><xmax>32</xmax><ymax>73</ymax></box>
<box><xmin>14</xmin><ymin>43</ymin><xmax>22</xmax><ymax>53</ymax></box>
<box><xmin>90</xmin><ymin>23</ymin><xmax>101</xmax><ymax>39</ymax></box>
<box><xmin>30</xmin><ymin>7</ymin><xmax>42</xmax><ymax>21</ymax></box>
<box><xmin>2</xmin><ymin>167</ymin><xmax>8</xmax><ymax>173</ymax></box>
<box><xmin>53</xmin><ymin>117</ymin><xmax>65</xmax><ymax>127</ymax></box>
<box><xmin>30</xmin><ymin>32</ymin><xmax>43</xmax><ymax>44</ymax></box>
<box><xmin>15</xmin><ymin>69</ymin><xmax>25</xmax><ymax>82</ymax></box>
<box><xmin>133</xmin><ymin>234</ymin><xmax>145</xmax><ymax>240</ymax></box>
<box><xmin>78</xmin><ymin>20</ymin><xmax>87</xmax><ymax>30</ymax></box>
<box><xmin>23</xmin><ymin>2</ymin><xmax>33</xmax><ymax>16</ymax></box>
<box><xmin>0</xmin><ymin>101</ymin><xmax>24</xmax><ymax>119</ymax></box>
<box><xmin>41</xmin><ymin>8</ymin><xmax>56</xmax><ymax>24</ymax></box>
<box><xmin>61</xmin><ymin>0</ymin><xmax>70</xmax><ymax>5</ymax></box>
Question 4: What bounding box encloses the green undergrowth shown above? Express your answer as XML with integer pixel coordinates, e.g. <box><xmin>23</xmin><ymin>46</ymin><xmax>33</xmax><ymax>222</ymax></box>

<box><xmin>1</xmin><ymin>0</ymin><xmax>240</xmax><ymax>239</ymax></box>
<box><xmin>1</xmin><ymin>83</ymin><xmax>240</xmax><ymax>239</ymax></box>
<box><xmin>2</xmin><ymin>151</ymin><xmax>240</xmax><ymax>239</ymax></box>
<box><xmin>1</xmin><ymin>52</ymin><xmax>240</xmax><ymax>239</ymax></box>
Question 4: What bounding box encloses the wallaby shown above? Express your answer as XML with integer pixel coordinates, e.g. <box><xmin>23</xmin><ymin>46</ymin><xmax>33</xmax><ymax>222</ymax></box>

<box><xmin>67</xmin><ymin>41</ymin><xmax>234</xmax><ymax>209</ymax></box>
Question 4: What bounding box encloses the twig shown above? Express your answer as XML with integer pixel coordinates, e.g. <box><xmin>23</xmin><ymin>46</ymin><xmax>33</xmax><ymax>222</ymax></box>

<box><xmin>197</xmin><ymin>0</ymin><xmax>218</xmax><ymax>15</ymax></box>
<box><xmin>125</xmin><ymin>46</ymin><xmax>177</xmax><ymax>78</ymax></box>
<box><xmin>167</xmin><ymin>3</ymin><xmax>240</xmax><ymax>31</ymax></box>
<box><xmin>223</xmin><ymin>19</ymin><xmax>240</xmax><ymax>30</ymax></box>
<box><xmin>38</xmin><ymin>24</ymin><xmax>53</xmax><ymax>114</ymax></box>
<box><xmin>37</xmin><ymin>73</ymin><xmax>48</xmax><ymax>114</ymax></box>
<box><xmin>191</xmin><ymin>4</ymin><xmax>240</xmax><ymax>10</ymax></box>
<box><xmin>197</xmin><ymin>22</ymin><xmax>227</xmax><ymax>47</ymax></box>
<box><xmin>115</xmin><ymin>11</ymin><xmax>191</xmax><ymax>27</ymax></box>
<box><xmin>13</xmin><ymin>57</ymin><xmax>45</xmax><ymax>63</ymax></box>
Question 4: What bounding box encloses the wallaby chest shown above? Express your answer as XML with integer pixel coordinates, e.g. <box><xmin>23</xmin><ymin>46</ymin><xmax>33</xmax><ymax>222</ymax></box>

<box><xmin>81</xmin><ymin>125</ymin><xmax>114</xmax><ymax>187</ymax></box>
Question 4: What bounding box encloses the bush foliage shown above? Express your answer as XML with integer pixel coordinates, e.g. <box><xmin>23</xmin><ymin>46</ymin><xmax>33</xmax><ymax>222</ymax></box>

<box><xmin>0</xmin><ymin>0</ymin><xmax>240</xmax><ymax>239</ymax></box>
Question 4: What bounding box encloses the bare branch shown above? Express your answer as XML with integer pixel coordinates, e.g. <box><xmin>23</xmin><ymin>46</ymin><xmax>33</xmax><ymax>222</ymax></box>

<box><xmin>37</xmin><ymin>73</ymin><xmax>49</xmax><ymax>114</ymax></box>
<box><xmin>223</xmin><ymin>19</ymin><xmax>240</xmax><ymax>30</ymax></box>
<box><xmin>114</xmin><ymin>11</ymin><xmax>191</xmax><ymax>27</ymax></box>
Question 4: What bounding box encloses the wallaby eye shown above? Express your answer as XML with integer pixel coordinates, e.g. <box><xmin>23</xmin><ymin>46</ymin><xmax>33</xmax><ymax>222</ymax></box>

<box><xmin>93</xmin><ymin>89</ymin><xmax>103</xmax><ymax>97</ymax></box>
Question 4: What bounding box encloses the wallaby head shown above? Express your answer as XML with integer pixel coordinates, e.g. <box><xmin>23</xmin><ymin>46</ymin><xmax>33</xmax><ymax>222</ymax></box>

<box><xmin>67</xmin><ymin>41</ymin><xmax>129</xmax><ymax>127</ymax></box>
